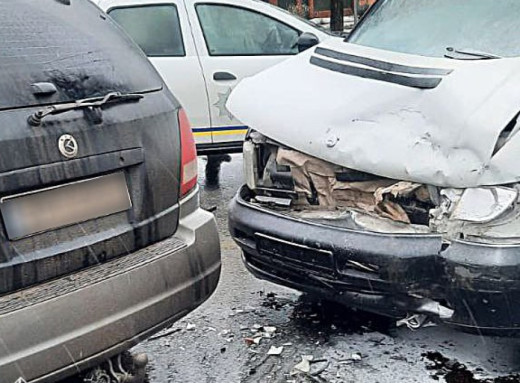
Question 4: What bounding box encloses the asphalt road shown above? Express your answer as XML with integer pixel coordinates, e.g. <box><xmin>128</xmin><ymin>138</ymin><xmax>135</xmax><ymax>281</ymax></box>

<box><xmin>138</xmin><ymin>155</ymin><xmax>520</xmax><ymax>383</ymax></box>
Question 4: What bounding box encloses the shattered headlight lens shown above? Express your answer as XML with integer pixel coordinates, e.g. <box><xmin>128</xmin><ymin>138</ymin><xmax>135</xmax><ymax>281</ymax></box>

<box><xmin>450</xmin><ymin>186</ymin><xmax>518</xmax><ymax>223</ymax></box>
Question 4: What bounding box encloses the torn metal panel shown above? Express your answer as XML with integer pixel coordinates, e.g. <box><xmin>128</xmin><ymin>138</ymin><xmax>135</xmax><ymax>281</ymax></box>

<box><xmin>228</xmin><ymin>38</ymin><xmax>520</xmax><ymax>188</ymax></box>
<box><xmin>275</xmin><ymin>148</ymin><xmax>428</xmax><ymax>223</ymax></box>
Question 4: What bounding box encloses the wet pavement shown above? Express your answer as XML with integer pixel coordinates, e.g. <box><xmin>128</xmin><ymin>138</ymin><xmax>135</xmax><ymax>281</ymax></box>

<box><xmin>79</xmin><ymin>155</ymin><xmax>520</xmax><ymax>383</ymax></box>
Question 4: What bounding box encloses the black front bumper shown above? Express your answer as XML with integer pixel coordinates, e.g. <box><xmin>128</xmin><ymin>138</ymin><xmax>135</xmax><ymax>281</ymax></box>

<box><xmin>229</xmin><ymin>185</ymin><xmax>520</xmax><ymax>336</ymax></box>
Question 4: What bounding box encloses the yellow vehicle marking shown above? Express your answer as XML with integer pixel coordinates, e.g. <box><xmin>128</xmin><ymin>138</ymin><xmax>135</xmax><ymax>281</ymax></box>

<box><xmin>193</xmin><ymin>129</ymin><xmax>248</xmax><ymax>137</ymax></box>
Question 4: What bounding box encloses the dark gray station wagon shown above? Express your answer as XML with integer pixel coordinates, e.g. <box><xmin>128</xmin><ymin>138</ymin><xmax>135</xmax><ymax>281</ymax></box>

<box><xmin>0</xmin><ymin>1</ymin><xmax>220</xmax><ymax>382</ymax></box>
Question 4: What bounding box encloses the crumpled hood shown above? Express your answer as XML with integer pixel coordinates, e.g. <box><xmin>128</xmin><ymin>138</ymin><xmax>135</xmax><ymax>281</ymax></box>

<box><xmin>227</xmin><ymin>37</ymin><xmax>520</xmax><ymax>188</ymax></box>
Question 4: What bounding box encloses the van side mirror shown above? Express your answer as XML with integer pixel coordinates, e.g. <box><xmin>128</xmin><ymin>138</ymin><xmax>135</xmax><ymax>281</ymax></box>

<box><xmin>297</xmin><ymin>32</ymin><xmax>319</xmax><ymax>52</ymax></box>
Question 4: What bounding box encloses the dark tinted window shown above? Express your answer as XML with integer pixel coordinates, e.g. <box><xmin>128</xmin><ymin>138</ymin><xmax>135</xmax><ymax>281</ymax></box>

<box><xmin>109</xmin><ymin>5</ymin><xmax>185</xmax><ymax>57</ymax></box>
<box><xmin>349</xmin><ymin>0</ymin><xmax>519</xmax><ymax>58</ymax></box>
<box><xmin>196</xmin><ymin>4</ymin><xmax>299</xmax><ymax>56</ymax></box>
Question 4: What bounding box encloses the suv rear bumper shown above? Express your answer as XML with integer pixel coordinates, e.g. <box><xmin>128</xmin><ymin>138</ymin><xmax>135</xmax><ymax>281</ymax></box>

<box><xmin>0</xmin><ymin>187</ymin><xmax>221</xmax><ymax>383</ymax></box>
<box><xmin>229</xmin><ymin>185</ymin><xmax>520</xmax><ymax>336</ymax></box>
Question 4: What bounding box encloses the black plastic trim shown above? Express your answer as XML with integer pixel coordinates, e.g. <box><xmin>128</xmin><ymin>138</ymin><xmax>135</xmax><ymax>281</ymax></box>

<box><xmin>213</xmin><ymin>72</ymin><xmax>237</xmax><ymax>81</ymax></box>
<box><xmin>310</xmin><ymin>56</ymin><xmax>442</xmax><ymax>89</ymax></box>
<box><xmin>315</xmin><ymin>47</ymin><xmax>452</xmax><ymax>76</ymax></box>
<box><xmin>196</xmin><ymin>141</ymin><xmax>243</xmax><ymax>155</ymax></box>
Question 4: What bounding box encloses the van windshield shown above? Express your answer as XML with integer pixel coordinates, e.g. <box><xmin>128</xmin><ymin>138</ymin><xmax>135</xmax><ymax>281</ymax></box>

<box><xmin>348</xmin><ymin>0</ymin><xmax>520</xmax><ymax>58</ymax></box>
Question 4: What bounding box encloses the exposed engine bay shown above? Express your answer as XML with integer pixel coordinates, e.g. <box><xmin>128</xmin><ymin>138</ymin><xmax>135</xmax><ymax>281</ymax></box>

<box><xmin>244</xmin><ymin>132</ymin><xmax>520</xmax><ymax>244</ymax></box>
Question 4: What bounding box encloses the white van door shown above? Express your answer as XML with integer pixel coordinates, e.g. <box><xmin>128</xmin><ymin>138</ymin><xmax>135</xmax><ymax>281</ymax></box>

<box><xmin>185</xmin><ymin>0</ymin><xmax>302</xmax><ymax>147</ymax></box>
<box><xmin>106</xmin><ymin>0</ymin><xmax>213</xmax><ymax>145</ymax></box>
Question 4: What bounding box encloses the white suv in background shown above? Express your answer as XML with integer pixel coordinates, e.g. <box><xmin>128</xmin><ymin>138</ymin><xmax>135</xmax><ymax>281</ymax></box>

<box><xmin>98</xmin><ymin>0</ymin><xmax>332</xmax><ymax>154</ymax></box>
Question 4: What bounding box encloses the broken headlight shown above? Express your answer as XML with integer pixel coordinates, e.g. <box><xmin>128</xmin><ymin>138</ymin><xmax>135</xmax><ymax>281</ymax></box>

<box><xmin>430</xmin><ymin>186</ymin><xmax>520</xmax><ymax>243</ymax></box>
<box><xmin>450</xmin><ymin>186</ymin><xmax>518</xmax><ymax>223</ymax></box>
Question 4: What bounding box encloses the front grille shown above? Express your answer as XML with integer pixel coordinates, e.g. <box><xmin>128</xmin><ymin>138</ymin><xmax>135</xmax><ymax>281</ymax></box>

<box><xmin>255</xmin><ymin>233</ymin><xmax>335</xmax><ymax>273</ymax></box>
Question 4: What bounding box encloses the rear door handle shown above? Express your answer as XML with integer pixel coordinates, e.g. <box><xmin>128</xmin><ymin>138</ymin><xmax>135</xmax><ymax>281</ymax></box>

<box><xmin>213</xmin><ymin>72</ymin><xmax>237</xmax><ymax>81</ymax></box>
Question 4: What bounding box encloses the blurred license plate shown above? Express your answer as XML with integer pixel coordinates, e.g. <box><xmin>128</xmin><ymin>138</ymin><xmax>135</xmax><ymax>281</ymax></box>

<box><xmin>1</xmin><ymin>172</ymin><xmax>131</xmax><ymax>240</ymax></box>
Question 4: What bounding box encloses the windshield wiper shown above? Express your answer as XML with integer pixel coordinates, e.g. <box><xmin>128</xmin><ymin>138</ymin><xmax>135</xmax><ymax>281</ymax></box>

<box><xmin>445</xmin><ymin>47</ymin><xmax>502</xmax><ymax>60</ymax></box>
<box><xmin>27</xmin><ymin>91</ymin><xmax>143</xmax><ymax>126</ymax></box>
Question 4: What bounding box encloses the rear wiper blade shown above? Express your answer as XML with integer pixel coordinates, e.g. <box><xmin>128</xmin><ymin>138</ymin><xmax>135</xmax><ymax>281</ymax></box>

<box><xmin>445</xmin><ymin>47</ymin><xmax>502</xmax><ymax>60</ymax></box>
<box><xmin>27</xmin><ymin>91</ymin><xmax>143</xmax><ymax>126</ymax></box>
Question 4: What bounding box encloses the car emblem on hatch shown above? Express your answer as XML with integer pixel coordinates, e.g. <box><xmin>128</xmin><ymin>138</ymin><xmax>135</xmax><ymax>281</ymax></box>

<box><xmin>58</xmin><ymin>134</ymin><xmax>78</xmax><ymax>159</ymax></box>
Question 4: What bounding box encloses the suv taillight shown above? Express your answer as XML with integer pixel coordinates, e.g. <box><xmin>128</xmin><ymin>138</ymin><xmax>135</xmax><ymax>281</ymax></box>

<box><xmin>179</xmin><ymin>108</ymin><xmax>197</xmax><ymax>197</ymax></box>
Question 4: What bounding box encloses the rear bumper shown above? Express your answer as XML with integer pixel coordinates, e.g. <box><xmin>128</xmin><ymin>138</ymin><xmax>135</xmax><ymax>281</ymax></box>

<box><xmin>0</xmin><ymin>187</ymin><xmax>221</xmax><ymax>383</ymax></box>
<box><xmin>196</xmin><ymin>141</ymin><xmax>243</xmax><ymax>155</ymax></box>
<box><xmin>229</xmin><ymin>185</ymin><xmax>520</xmax><ymax>336</ymax></box>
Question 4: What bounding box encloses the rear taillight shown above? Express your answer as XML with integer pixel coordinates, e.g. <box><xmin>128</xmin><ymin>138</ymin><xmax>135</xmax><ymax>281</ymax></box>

<box><xmin>179</xmin><ymin>108</ymin><xmax>197</xmax><ymax>197</ymax></box>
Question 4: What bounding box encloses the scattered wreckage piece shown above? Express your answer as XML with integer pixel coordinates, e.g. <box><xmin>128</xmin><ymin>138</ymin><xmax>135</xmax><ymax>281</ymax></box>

<box><xmin>290</xmin><ymin>355</ymin><xmax>331</xmax><ymax>380</ymax></box>
<box><xmin>291</xmin><ymin>355</ymin><xmax>314</xmax><ymax>375</ymax></box>
<box><xmin>267</xmin><ymin>345</ymin><xmax>284</xmax><ymax>355</ymax></box>
<box><xmin>246</xmin><ymin>324</ymin><xmax>279</xmax><ymax>346</ymax></box>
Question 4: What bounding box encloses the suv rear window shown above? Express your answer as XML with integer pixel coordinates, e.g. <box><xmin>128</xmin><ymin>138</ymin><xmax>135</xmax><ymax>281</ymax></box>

<box><xmin>109</xmin><ymin>5</ymin><xmax>185</xmax><ymax>57</ymax></box>
<box><xmin>348</xmin><ymin>0</ymin><xmax>520</xmax><ymax>58</ymax></box>
<box><xmin>0</xmin><ymin>0</ymin><xmax>162</xmax><ymax>111</ymax></box>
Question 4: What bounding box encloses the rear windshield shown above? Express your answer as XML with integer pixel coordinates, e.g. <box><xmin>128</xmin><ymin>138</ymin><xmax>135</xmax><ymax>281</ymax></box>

<box><xmin>348</xmin><ymin>0</ymin><xmax>520</xmax><ymax>58</ymax></box>
<box><xmin>0</xmin><ymin>0</ymin><xmax>162</xmax><ymax>110</ymax></box>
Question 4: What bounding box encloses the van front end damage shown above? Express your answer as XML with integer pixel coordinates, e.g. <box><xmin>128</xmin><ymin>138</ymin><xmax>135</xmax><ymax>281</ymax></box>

<box><xmin>229</xmin><ymin>134</ymin><xmax>520</xmax><ymax>335</ymax></box>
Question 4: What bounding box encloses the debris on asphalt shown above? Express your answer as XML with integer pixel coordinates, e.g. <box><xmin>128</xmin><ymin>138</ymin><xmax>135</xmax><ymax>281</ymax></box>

<box><xmin>290</xmin><ymin>355</ymin><xmax>331</xmax><ymax>379</ymax></box>
<box><xmin>247</xmin><ymin>324</ymin><xmax>279</xmax><ymax>347</ymax></box>
<box><xmin>350</xmin><ymin>353</ymin><xmax>362</xmax><ymax>361</ymax></box>
<box><xmin>219</xmin><ymin>329</ymin><xmax>235</xmax><ymax>342</ymax></box>
<box><xmin>291</xmin><ymin>355</ymin><xmax>313</xmax><ymax>375</ymax></box>
<box><xmin>267</xmin><ymin>346</ymin><xmax>284</xmax><ymax>356</ymax></box>
<box><xmin>311</xmin><ymin>360</ymin><xmax>330</xmax><ymax>377</ymax></box>
<box><xmin>262</xmin><ymin>326</ymin><xmax>277</xmax><ymax>337</ymax></box>
<box><xmin>230</xmin><ymin>305</ymin><xmax>258</xmax><ymax>317</ymax></box>
<box><xmin>336</xmin><ymin>353</ymin><xmax>363</xmax><ymax>365</ymax></box>
<box><xmin>245</xmin><ymin>337</ymin><xmax>262</xmax><ymax>346</ymax></box>
<box><xmin>229</xmin><ymin>308</ymin><xmax>245</xmax><ymax>316</ymax></box>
